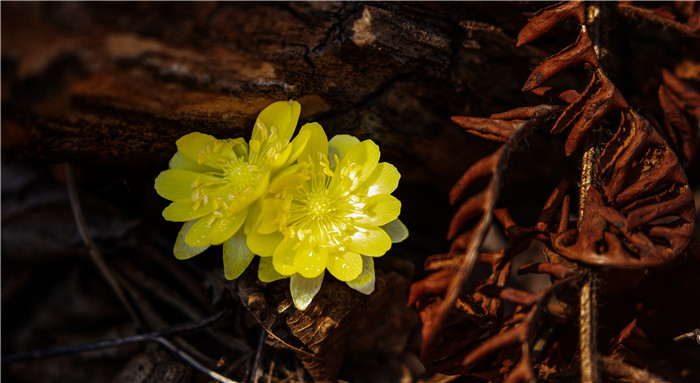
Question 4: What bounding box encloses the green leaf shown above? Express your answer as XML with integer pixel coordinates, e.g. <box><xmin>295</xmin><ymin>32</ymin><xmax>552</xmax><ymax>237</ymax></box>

<box><xmin>290</xmin><ymin>272</ymin><xmax>324</xmax><ymax>310</ymax></box>
<box><xmin>223</xmin><ymin>230</ymin><xmax>254</xmax><ymax>280</ymax></box>
<box><xmin>346</xmin><ymin>256</ymin><xmax>375</xmax><ymax>295</ymax></box>
<box><xmin>174</xmin><ymin>220</ymin><xmax>210</xmax><ymax>260</ymax></box>
<box><xmin>258</xmin><ymin>257</ymin><xmax>286</xmax><ymax>282</ymax></box>
<box><xmin>381</xmin><ymin>219</ymin><xmax>409</xmax><ymax>243</ymax></box>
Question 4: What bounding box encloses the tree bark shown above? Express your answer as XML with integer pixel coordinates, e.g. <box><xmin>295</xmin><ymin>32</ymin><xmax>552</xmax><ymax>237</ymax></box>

<box><xmin>2</xmin><ymin>1</ymin><xmax>538</xmax><ymax>189</ymax></box>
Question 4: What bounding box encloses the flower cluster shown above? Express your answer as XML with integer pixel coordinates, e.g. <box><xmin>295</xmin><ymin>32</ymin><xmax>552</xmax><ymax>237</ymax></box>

<box><xmin>155</xmin><ymin>101</ymin><xmax>407</xmax><ymax>309</ymax></box>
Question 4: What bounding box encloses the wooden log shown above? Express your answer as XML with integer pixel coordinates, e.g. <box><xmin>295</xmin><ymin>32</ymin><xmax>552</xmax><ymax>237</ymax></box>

<box><xmin>1</xmin><ymin>1</ymin><xmax>534</xmax><ymax>188</ymax></box>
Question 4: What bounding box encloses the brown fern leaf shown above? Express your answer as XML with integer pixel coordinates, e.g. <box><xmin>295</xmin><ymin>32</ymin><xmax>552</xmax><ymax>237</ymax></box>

<box><xmin>420</xmin><ymin>106</ymin><xmax>559</xmax><ymax>353</ymax></box>
<box><xmin>658</xmin><ymin>69</ymin><xmax>700</xmax><ymax>165</ymax></box>
<box><xmin>517</xmin><ymin>1</ymin><xmax>585</xmax><ymax>46</ymax></box>
<box><xmin>552</xmin><ymin>69</ymin><xmax>629</xmax><ymax>155</ymax></box>
<box><xmin>617</xmin><ymin>3</ymin><xmax>700</xmax><ymax>37</ymax></box>
<box><xmin>451</xmin><ymin>117</ymin><xmax>517</xmax><ymax>142</ymax></box>
<box><xmin>522</xmin><ymin>30</ymin><xmax>599</xmax><ymax>92</ymax></box>
<box><xmin>609</xmin><ymin>319</ymin><xmax>651</xmax><ymax>369</ymax></box>
<box><xmin>551</xmin><ymin>111</ymin><xmax>695</xmax><ymax>269</ymax></box>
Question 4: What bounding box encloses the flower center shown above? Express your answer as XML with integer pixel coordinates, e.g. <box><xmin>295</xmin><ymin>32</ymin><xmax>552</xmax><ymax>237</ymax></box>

<box><xmin>190</xmin><ymin>161</ymin><xmax>261</xmax><ymax>216</ymax></box>
<box><xmin>307</xmin><ymin>193</ymin><xmax>332</xmax><ymax>219</ymax></box>
<box><xmin>224</xmin><ymin>161</ymin><xmax>259</xmax><ymax>189</ymax></box>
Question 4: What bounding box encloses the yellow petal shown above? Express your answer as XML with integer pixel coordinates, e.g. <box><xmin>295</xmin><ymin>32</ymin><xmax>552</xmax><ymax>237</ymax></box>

<box><xmin>223</xmin><ymin>230</ymin><xmax>254</xmax><ymax>280</ymax></box>
<box><xmin>346</xmin><ymin>256</ymin><xmax>375</xmax><ymax>294</ymax></box>
<box><xmin>185</xmin><ymin>207</ymin><xmax>248</xmax><ymax>247</ymax></box>
<box><xmin>328</xmin><ymin>134</ymin><xmax>360</xmax><ymax>168</ymax></box>
<box><xmin>162</xmin><ymin>199</ymin><xmax>215</xmax><ymax>222</ymax></box>
<box><xmin>362</xmin><ymin>162</ymin><xmax>400</xmax><ymax>197</ymax></box>
<box><xmin>252</xmin><ymin>101</ymin><xmax>300</xmax><ymax>148</ymax></box>
<box><xmin>224</xmin><ymin>137</ymin><xmax>249</xmax><ymax>158</ymax></box>
<box><xmin>169</xmin><ymin>151</ymin><xmax>219</xmax><ymax>173</ymax></box>
<box><xmin>248</xmin><ymin>170</ymin><xmax>271</xmax><ymax>202</ymax></box>
<box><xmin>247</xmin><ymin>230</ymin><xmax>283</xmax><ymax>257</ymax></box>
<box><xmin>258</xmin><ymin>257</ymin><xmax>286</xmax><ymax>282</ymax></box>
<box><xmin>326</xmin><ymin>251</ymin><xmax>362</xmax><ymax>281</ymax></box>
<box><xmin>381</xmin><ymin>219</ymin><xmax>409</xmax><ymax>243</ymax></box>
<box><xmin>244</xmin><ymin>199</ymin><xmax>264</xmax><ymax>234</ymax></box>
<box><xmin>297</xmin><ymin>122</ymin><xmax>328</xmax><ymax>163</ymax></box>
<box><xmin>272</xmin><ymin>238</ymin><xmax>298</xmax><ymax>275</ymax></box>
<box><xmin>176</xmin><ymin>132</ymin><xmax>220</xmax><ymax>168</ymax></box>
<box><xmin>330</xmin><ymin>140</ymin><xmax>380</xmax><ymax>193</ymax></box>
<box><xmin>295</xmin><ymin>246</ymin><xmax>327</xmax><ymax>278</ymax></box>
<box><xmin>257</xmin><ymin>198</ymin><xmax>285</xmax><ymax>234</ymax></box>
<box><xmin>174</xmin><ymin>220</ymin><xmax>210</xmax><ymax>260</ymax></box>
<box><xmin>283</xmin><ymin>124</ymin><xmax>313</xmax><ymax>167</ymax></box>
<box><xmin>355</xmin><ymin>194</ymin><xmax>401</xmax><ymax>226</ymax></box>
<box><xmin>268</xmin><ymin>164</ymin><xmax>306</xmax><ymax>194</ymax></box>
<box><xmin>154</xmin><ymin>169</ymin><xmax>220</xmax><ymax>202</ymax></box>
<box><xmin>290</xmin><ymin>272</ymin><xmax>324</xmax><ymax>310</ymax></box>
<box><xmin>347</xmin><ymin>225</ymin><xmax>392</xmax><ymax>257</ymax></box>
<box><xmin>270</xmin><ymin>143</ymin><xmax>293</xmax><ymax>171</ymax></box>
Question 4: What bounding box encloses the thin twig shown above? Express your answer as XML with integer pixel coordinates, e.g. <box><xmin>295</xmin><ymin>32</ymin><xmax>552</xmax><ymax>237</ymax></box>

<box><xmin>601</xmin><ymin>356</ymin><xmax>670</xmax><ymax>383</ymax></box>
<box><xmin>249</xmin><ymin>330</ymin><xmax>266</xmax><ymax>383</ymax></box>
<box><xmin>65</xmin><ymin>164</ymin><xmax>238</xmax><ymax>383</ymax></box>
<box><xmin>673</xmin><ymin>327</ymin><xmax>700</xmax><ymax>343</ymax></box>
<box><xmin>66</xmin><ymin>164</ymin><xmax>143</xmax><ymax>327</ymax></box>
<box><xmin>577</xmin><ymin>5</ymin><xmax>603</xmax><ymax>383</ymax></box>
<box><xmin>2</xmin><ymin>310</ymin><xmax>239</xmax><ymax>382</ymax></box>
<box><xmin>579</xmin><ymin>269</ymin><xmax>599</xmax><ymax>383</ymax></box>
<box><xmin>2</xmin><ymin>305</ymin><xmax>232</xmax><ymax>364</ymax></box>
<box><xmin>155</xmin><ymin>337</ymin><xmax>239</xmax><ymax>383</ymax></box>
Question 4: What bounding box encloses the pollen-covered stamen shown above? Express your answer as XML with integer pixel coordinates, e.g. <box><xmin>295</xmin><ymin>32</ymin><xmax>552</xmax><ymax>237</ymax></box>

<box><xmin>189</xmin><ymin>160</ymin><xmax>261</xmax><ymax>215</ymax></box>
<box><xmin>249</xmin><ymin>121</ymin><xmax>284</xmax><ymax>165</ymax></box>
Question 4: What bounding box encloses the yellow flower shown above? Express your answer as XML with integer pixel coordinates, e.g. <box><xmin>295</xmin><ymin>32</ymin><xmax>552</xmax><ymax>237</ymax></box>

<box><xmin>248</xmin><ymin>124</ymin><xmax>408</xmax><ymax>310</ymax></box>
<box><xmin>154</xmin><ymin>101</ymin><xmax>311</xmax><ymax>279</ymax></box>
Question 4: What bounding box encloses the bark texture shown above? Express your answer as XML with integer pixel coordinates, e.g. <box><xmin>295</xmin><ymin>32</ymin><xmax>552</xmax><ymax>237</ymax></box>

<box><xmin>2</xmin><ymin>1</ymin><xmax>541</xmax><ymax>189</ymax></box>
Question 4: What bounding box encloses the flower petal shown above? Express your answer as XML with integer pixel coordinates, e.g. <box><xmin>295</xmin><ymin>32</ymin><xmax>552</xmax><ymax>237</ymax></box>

<box><xmin>381</xmin><ymin>219</ymin><xmax>409</xmax><ymax>243</ymax></box>
<box><xmin>347</xmin><ymin>225</ymin><xmax>392</xmax><ymax>257</ymax></box>
<box><xmin>346</xmin><ymin>256</ymin><xmax>375</xmax><ymax>295</ymax></box>
<box><xmin>331</xmin><ymin>140</ymin><xmax>380</xmax><ymax>193</ymax></box>
<box><xmin>283</xmin><ymin>123</ymin><xmax>313</xmax><ymax>167</ymax></box>
<box><xmin>176</xmin><ymin>132</ymin><xmax>219</xmax><ymax>168</ymax></box>
<box><xmin>256</xmin><ymin>197</ymin><xmax>286</xmax><ymax>234</ymax></box>
<box><xmin>247</xmin><ymin>230</ymin><xmax>283</xmax><ymax>257</ymax></box>
<box><xmin>154</xmin><ymin>169</ymin><xmax>220</xmax><ymax>202</ymax></box>
<box><xmin>290</xmin><ymin>272</ymin><xmax>324</xmax><ymax>310</ymax></box>
<box><xmin>225</xmin><ymin>137</ymin><xmax>249</xmax><ymax>158</ymax></box>
<box><xmin>223</xmin><ymin>230</ymin><xmax>254</xmax><ymax>280</ymax></box>
<box><xmin>174</xmin><ymin>220</ymin><xmax>210</xmax><ymax>260</ymax></box>
<box><xmin>326</xmin><ymin>251</ymin><xmax>362</xmax><ymax>281</ymax></box>
<box><xmin>355</xmin><ymin>194</ymin><xmax>401</xmax><ymax>226</ymax></box>
<box><xmin>185</xmin><ymin>207</ymin><xmax>248</xmax><ymax>247</ymax></box>
<box><xmin>328</xmin><ymin>134</ymin><xmax>360</xmax><ymax>168</ymax></box>
<box><xmin>169</xmin><ymin>151</ymin><xmax>219</xmax><ymax>173</ymax></box>
<box><xmin>297</xmin><ymin>122</ymin><xmax>328</xmax><ymax>163</ymax></box>
<box><xmin>362</xmin><ymin>162</ymin><xmax>400</xmax><ymax>197</ymax></box>
<box><xmin>258</xmin><ymin>257</ymin><xmax>286</xmax><ymax>282</ymax></box>
<box><xmin>247</xmin><ymin>170</ymin><xmax>271</xmax><ymax>203</ymax></box>
<box><xmin>270</xmin><ymin>143</ymin><xmax>293</xmax><ymax>171</ymax></box>
<box><xmin>268</xmin><ymin>164</ymin><xmax>306</xmax><ymax>194</ymax></box>
<box><xmin>295</xmin><ymin>246</ymin><xmax>327</xmax><ymax>278</ymax></box>
<box><xmin>162</xmin><ymin>199</ymin><xmax>215</xmax><ymax>222</ymax></box>
<box><xmin>272</xmin><ymin>238</ymin><xmax>298</xmax><ymax>275</ymax></box>
<box><xmin>253</xmin><ymin>100</ymin><xmax>300</xmax><ymax>148</ymax></box>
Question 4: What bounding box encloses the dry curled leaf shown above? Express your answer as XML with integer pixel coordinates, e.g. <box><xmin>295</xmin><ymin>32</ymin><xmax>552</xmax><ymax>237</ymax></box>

<box><xmin>412</xmin><ymin>1</ymin><xmax>698</xmax><ymax>382</ymax></box>
<box><xmin>239</xmin><ymin>260</ymin><xmax>414</xmax><ymax>382</ymax></box>
<box><xmin>658</xmin><ymin>69</ymin><xmax>700</xmax><ymax>166</ymax></box>
<box><xmin>552</xmin><ymin>111</ymin><xmax>695</xmax><ymax>269</ymax></box>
